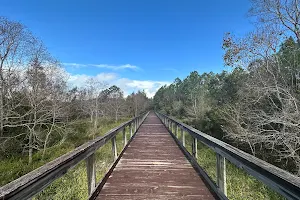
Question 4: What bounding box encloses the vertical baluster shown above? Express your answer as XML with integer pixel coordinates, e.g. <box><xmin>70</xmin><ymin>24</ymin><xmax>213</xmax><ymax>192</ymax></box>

<box><xmin>216</xmin><ymin>153</ymin><xmax>227</xmax><ymax>196</ymax></box>
<box><xmin>181</xmin><ymin>127</ymin><xmax>185</xmax><ymax>147</ymax></box>
<box><xmin>111</xmin><ymin>136</ymin><xmax>117</xmax><ymax>160</ymax></box>
<box><xmin>192</xmin><ymin>137</ymin><xmax>198</xmax><ymax>159</ymax></box>
<box><xmin>86</xmin><ymin>153</ymin><xmax>96</xmax><ymax>195</ymax></box>
<box><xmin>176</xmin><ymin>125</ymin><xmax>179</xmax><ymax>137</ymax></box>
<box><xmin>123</xmin><ymin>127</ymin><xmax>127</xmax><ymax>147</ymax></box>
<box><xmin>130</xmin><ymin>122</ymin><xmax>133</xmax><ymax>137</ymax></box>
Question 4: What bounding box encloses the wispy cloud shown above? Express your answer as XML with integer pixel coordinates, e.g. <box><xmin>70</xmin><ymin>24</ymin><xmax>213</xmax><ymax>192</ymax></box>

<box><xmin>63</xmin><ymin>63</ymin><xmax>140</xmax><ymax>71</ymax></box>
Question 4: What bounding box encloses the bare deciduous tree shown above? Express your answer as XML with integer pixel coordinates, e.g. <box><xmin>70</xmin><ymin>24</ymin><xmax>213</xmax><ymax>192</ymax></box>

<box><xmin>0</xmin><ymin>17</ymin><xmax>33</xmax><ymax>136</ymax></box>
<box><xmin>222</xmin><ymin>0</ymin><xmax>300</xmax><ymax>175</ymax></box>
<box><xmin>249</xmin><ymin>0</ymin><xmax>300</xmax><ymax>43</ymax></box>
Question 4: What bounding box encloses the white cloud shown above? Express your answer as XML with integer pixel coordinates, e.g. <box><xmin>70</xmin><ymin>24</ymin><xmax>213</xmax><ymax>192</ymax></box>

<box><xmin>65</xmin><ymin>72</ymin><xmax>169</xmax><ymax>98</ymax></box>
<box><xmin>115</xmin><ymin>79</ymin><xmax>170</xmax><ymax>97</ymax></box>
<box><xmin>62</xmin><ymin>63</ymin><xmax>88</xmax><ymax>68</ymax></box>
<box><xmin>63</xmin><ymin>63</ymin><xmax>139</xmax><ymax>71</ymax></box>
<box><xmin>68</xmin><ymin>73</ymin><xmax>117</xmax><ymax>88</ymax></box>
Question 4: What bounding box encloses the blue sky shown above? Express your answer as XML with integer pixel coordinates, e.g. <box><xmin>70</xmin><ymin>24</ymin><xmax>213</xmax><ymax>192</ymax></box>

<box><xmin>1</xmin><ymin>0</ymin><xmax>253</xmax><ymax>97</ymax></box>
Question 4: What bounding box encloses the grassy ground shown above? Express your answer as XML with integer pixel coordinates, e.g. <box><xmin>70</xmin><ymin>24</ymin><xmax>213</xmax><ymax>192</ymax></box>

<box><xmin>0</xmin><ymin>118</ymin><xmax>131</xmax><ymax>199</ymax></box>
<box><xmin>176</xmin><ymin>131</ymin><xmax>285</xmax><ymax>200</ymax></box>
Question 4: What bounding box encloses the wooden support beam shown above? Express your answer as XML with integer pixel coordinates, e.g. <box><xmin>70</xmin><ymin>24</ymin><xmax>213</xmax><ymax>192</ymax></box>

<box><xmin>181</xmin><ymin>128</ymin><xmax>185</xmax><ymax>147</ymax></box>
<box><xmin>86</xmin><ymin>153</ymin><xmax>96</xmax><ymax>196</ymax></box>
<box><xmin>175</xmin><ymin>125</ymin><xmax>179</xmax><ymax>137</ymax></box>
<box><xmin>130</xmin><ymin>123</ymin><xmax>133</xmax><ymax>137</ymax></box>
<box><xmin>123</xmin><ymin>127</ymin><xmax>127</xmax><ymax>147</ymax></box>
<box><xmin>192</xmin><ymin>137</ymin><xmax>198</xmax><ymax>159</ymax></box>
<box><xmin>111</xmin><ymin>136</ymin><xmax>117</xmax><ymax>160</ymax></box>
<box><xmin>216</xmin><ymin>153</ymin><xmax>227</xmax><ymax>196</ymax></box>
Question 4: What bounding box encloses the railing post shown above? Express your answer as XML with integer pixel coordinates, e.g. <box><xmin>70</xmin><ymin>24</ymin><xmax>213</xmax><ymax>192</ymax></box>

<box><xmin>176</xmin><ymin>125</ymin><xmax>179</xmax><ymax>137</ymax></box>
<box><xmin>216</xmin><ymin>153</ymin><xmax>227</xmax><ymax>196</ymax></box>
<box><xmin>181</xmin><ymin>127</ymin><xmax>185</xmax><ymax>147</ymax></box>
<box><xmin>111</xmin><ymin>136</ymin><xmax>117</xmax><ymax>160</ymax></box>
<box><xmin>130</xmin><ymin>122</ymin><xmax>133</xmax><ymax>137</ymax></box>
<box><xmin>123</xmin><ymin>127</ymin><xmax>127</xmax><ymax>147</ymax></box>
<box><xmin>192</xmin><ymin>137</ymin><xmax>198</xmax><ymax>159</ymax></box>
<box><xmin>86</xmin><ymin>153</ymin><xmax>96</xmax><ymax>196</ymax></box>
<box><xmin>135</xmin><ymin>119</ymin><xmax>137</xmax><ymax>132</ymax></box>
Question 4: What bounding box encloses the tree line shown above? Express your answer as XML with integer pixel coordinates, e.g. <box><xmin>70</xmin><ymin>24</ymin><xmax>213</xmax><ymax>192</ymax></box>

<box><xmin>154</xmin><ymin>0</ymin><xmax>300</xmax><ymax>175</ymax></box>
<box><xmin>0</xmin><ymin>17</ymin><xmax>151</xmax><ymax>164</ymax></box>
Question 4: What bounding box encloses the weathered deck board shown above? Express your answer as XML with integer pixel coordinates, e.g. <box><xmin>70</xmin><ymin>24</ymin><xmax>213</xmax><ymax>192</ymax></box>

<box><xmin>95</xmin><ymin>113</ymin><xmax>217</xmax><ymax>200</ymax></box>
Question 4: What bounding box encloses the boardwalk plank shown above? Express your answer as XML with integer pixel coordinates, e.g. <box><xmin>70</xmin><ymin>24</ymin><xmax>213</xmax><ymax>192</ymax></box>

<box><xmin>95</xmin><ymin>113</ymin><xmax>217</xmax><ymax>200</ymax></box>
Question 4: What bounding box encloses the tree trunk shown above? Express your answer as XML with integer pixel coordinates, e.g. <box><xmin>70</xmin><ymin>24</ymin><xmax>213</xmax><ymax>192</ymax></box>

<box><xmin>0</xmin><ymin>88</ymin><xmax>3</xmax><ymax>136</ymax></box>
<box><xmin>90</xmin><ymin>111</ymin><xmax>93</xmax><ymax>123</ymax></box>
<box><xmin>115</xmin><ymin>110</ymin><xmax>118</xmax><ymax>122</ymax></box>
<box><xmin>29</xmin><ymin>130</ymin><xmax>33</xmax><ymax>164</ymax></box>
<box><xmin>93</xmin><ymin>99</ymin><xmax>98</xmax><ymax>138</ymax></box>
<box><xmin>43</xmin><ymin>106</ymin><xmax>56</xmax><ymax>158</ymax></box>
<box><xmin>0</xmin><ymin>68</ymin><xmax>4</xmax><ymax>136</ymax></box>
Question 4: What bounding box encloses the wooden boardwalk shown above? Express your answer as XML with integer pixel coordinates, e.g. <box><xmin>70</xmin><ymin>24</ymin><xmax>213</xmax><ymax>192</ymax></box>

<box><xmin>2</xmin><ymin>112</ymin><xmax>299</xmax><ymax>200</ymax></box>
<box><xmin>94</xmin><ymin>112</ymin><xmax>217</xmax><ymax>200</ymax></box>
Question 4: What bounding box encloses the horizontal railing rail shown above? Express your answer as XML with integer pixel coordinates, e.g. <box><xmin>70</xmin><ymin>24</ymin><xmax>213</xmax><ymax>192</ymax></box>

<box><xmin>0</xmin><ymin>112</ymin><xmax>149</xmax><ymax>200</ymax></box>
<box><xmin>156</xmin><ymin>112</ymin><xmax>300</xmax><ymax>200</ymax></box>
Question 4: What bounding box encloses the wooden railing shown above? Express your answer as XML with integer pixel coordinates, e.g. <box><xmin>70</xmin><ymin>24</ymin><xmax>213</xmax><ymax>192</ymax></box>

<box><xmin>0</xmin><ymin>112</ymin><xmax>149</xmax><ymax>200</ymax></box>
<box><xmin>156</xmin><ymin>112</ymin><xmax>300</xmax><ymax>200</ymax></box>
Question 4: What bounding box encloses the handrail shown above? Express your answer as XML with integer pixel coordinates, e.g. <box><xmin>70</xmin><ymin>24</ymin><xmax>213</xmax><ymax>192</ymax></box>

<box><xmin>0</xmin><ymin>112</ymin><xmax>149</xmax><ymax>200</ymax></box>
<box><xmin>156</xmin><ymin>112</ymin><xmax>300</xmax><ymax>200</ymax></box>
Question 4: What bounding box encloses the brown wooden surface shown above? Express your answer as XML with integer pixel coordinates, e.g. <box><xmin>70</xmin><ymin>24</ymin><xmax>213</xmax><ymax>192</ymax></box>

<box><xmin>95</xmin><ymin>112</ymin><xmax>216</xmax><ymax>200</ymax></box>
